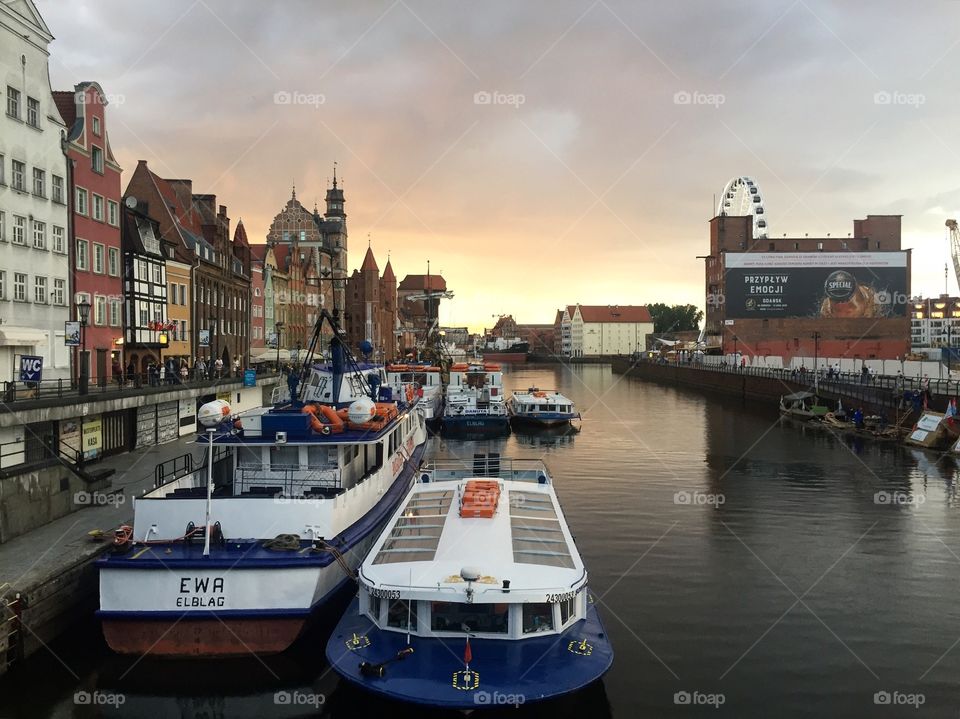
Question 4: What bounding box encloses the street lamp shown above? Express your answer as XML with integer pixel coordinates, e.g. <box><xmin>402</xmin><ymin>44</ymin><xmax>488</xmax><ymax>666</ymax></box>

<box><xmin>275</xmin><ymin>321</ymin><xmax>285</xmax><ymax>371</ymax></box>
<box><xmin>76</xmin><ymin>298</ymin><xmax>91</xmax><ymax>395</ymax></box>
<box><xmin>208</xmin><ymin>315</ymin><xmax>217</xmax><ymax>371</ymax></box>
<box><xmin>812</xmin><ymin>331</ymin><xmax>821</xmax><ymax>391</ymax></box>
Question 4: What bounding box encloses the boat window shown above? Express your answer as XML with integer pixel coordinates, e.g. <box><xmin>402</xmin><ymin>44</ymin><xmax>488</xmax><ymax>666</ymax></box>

<box><xmin>559</xmin><ymin>596</ymin><xmax>576</xmax><ymax>626</ymax></box>
<box><xmin>236</xmin><ymin>444</ymin><xmax>261</xmax><ymax>467</ymax></box>
<box><xmin>430</xmin><ymin>602</ymin><xmax>508</xmax><ymax>634</ymax></box>
<box><xmin>270</xmin><ymin>445</ymin><xmax>299</xmax><ymax>469</ymax></box>
<box><xmin>414</xmin><ymin>373</ymin><xmax>427</xmax><ymax>386</ymax></box>
<box><xmin>307</xmin><ymin>445</ymin><xmax>336</xmax><ymax>468</ymax></box>
<box><xmin>387</xmin><ymin>598</ymin><xmax>417</xmax><ymax>631</ymax></box>
<box><xmin>539</xmin><ymin>404</ymin><xmax>550</xmax><ymax>411</ymax></box>
<box><xmin>367</xmin><ymin>594</ymin><xmax>381</xmax><ymax>623</ymax></box>
<box><xmin>522</xmin><ymin>603</ymin><xmax>554</xmax><ymax>633</ymax></box>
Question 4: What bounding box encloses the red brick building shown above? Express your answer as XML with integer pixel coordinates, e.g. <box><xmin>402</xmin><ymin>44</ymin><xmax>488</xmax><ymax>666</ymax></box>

<box><xmin>345</xmin><ymin>245</ymin><xmax>397</xmax><ymax>361</ymax></box>
<box><xmin>54</xmin><ymin>83</ymin><xmax>123</xmax><ymax>385</ymax></box>
<box><xmin>704</xmin><ymin>213</ymin><xmax>910</xmax><ymax>361</ymax></box>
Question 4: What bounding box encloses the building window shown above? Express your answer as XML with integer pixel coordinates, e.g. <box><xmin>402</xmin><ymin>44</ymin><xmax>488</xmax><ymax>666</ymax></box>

<box><xmin>92</xmin><ymin>146</ymin><xmax>104</xmax><ymax>174</ymax></box>
<box><xmin>52</xmin><ymin>175</ymin><xmax>64</xmax><ymax>203</ymax></box>
<box><xmin>109</xmin><ymin>299</ymin><xmax>121</xmax><ymax>326</ymax></box>
<box><xmin>153</xmin><ymin>264</ymin><xmax>162</xmax><ymax>285</ymax></box>
<box><xmin>34</xmin><ymin>276</ymin><xmax>46</xmax><ymax>304</ymax></box>
<box><xmin>26</xmin><ymin>97</ymin><xmax>39</xmax><ymax>128</ymax></box>
<box><xmin>52</xmin><ymin>226</ymin><xmax>65</xmax><ymax>254</ymax></box>
<box><xmin>93</xmin><ymin>194</ymin><xmax>104</xmax><ymax>221</ymax></box>
<box><xmin>168</xmin><ymin>282</ymin><xmax>177</xmax><ymax>304</ymax></box>
<box><xmin>53</xmin><ymin>279</ymin><xmax>65</xmax><ymax>306</ymax></box>
<box><xmin>6</xmin><ymin>87</ymin><xmax>20</xmax><ymax>118</ymax></box>
<box><xmin>0</xmin><ymin>154</ymin><xmax>4</xmax><ymax>184</ymax></box>
<box><xmin>32</xmin><ymin>168</ymin><xmax>45</xmax><ymax>197</ymax></box>
<box><xmin>76</xmin><ymin>187</ymin><xmax>88</xmax><ymax>216</ymax></box>
<box><xmin>0</xmin><ymin>211</ymin><xmax>4</xmax><ymax>242</ymax></box>
<box><xmin>76</xmin><ymin>239</ymin><xmax>89</xmax><ymax>270</ymax></box>
<box><xmin>139</xmin><ymin>308</ymin><xmax>148</xmax><ymax>327</ymax></box>
<box><xmin>0</xmin><ymin>271</ymin><xmax>4</xmax><ymax>299</ymax></box>
<box><xmin>107</xmin><ymin>200</ymin><xmax>118</xmax><ymax>226</ymax></box>
<box><xmin>13</xmin><ymin>273</ymin><xmax>26</xmax><ymax>302</ymax></box>
<box><xmin>12</xmin><ymin>160</ymin><xmax>25</xmax><ymax>191</ymax></box>
<box><xmin>32</xmin><ymin>221</ymin><xmax>45</xmax><ymax>249</ymax></box>
<box><xmin>108</xmin><ymin>247</ymin><xmax>119</xmax><ymax>276</ymax></box>
<box><xmin>12</xmin><ymin>216</ymin><xmax>25</xmax><ymax>245</ymax></box>
<box><xmin>94</xmin><ymin>296</ymin><xmax>106</xmax><ymax>325</ymax></box>
<box><xmin>92</xmin><ymin>116</ymin><xmax>101</xmax><ymax>135</ymax></box>
<box><xmin>93</xmin><ymin>243</ymin><xmax>104</xmax><ymax>273</ymax></box>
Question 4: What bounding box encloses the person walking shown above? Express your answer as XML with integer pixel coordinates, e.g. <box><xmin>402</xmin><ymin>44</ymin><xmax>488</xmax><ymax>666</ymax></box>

<box><xmin>214</xmin><ymin>357</ymin><xmax>224</xmax><ymax>379</ymax></box>
<box><xmin>195</xmin><ymin>357</ymin><xmax>206</xmax><ymax>380</ymax></box>
<box><xmin>180</xmin><ymin>361</ymin><xmax>189</xmax><ymax>383</ymax></box>
<box><xmin>233</xmin><ymin>357</ymin><xmax>241</xmax><ymax>377</ymax></box>
<box><xmin>126</xmin><ymin>360</ymin><xmax>136</xmax><ymax>386</ymax></box>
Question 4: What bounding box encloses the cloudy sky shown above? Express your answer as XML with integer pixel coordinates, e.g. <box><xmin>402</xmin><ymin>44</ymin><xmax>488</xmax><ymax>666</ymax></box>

<box><xmin>40</xmin><ymin>0</ymin><xmax>960</xmax><ymax>331</ymax></box>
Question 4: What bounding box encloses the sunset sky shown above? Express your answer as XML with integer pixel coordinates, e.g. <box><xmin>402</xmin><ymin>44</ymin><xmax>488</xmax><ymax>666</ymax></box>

<box><xmin>41</xmin><ymin>1</ymin><xmax>960</xmax><ymax>333</ymax></box>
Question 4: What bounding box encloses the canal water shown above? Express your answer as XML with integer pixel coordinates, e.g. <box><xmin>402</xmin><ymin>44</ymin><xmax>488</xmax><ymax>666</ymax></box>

<box><xmin>2</xmin><ymin>363</ymin><xmax>958</xmax><ymax>718</ymax></box>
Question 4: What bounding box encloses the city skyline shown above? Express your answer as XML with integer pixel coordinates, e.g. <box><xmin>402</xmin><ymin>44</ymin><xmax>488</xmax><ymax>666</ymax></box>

<box><xmin>42</xmin><ymin>0</ymin><xmax>960</xmax><ymax>331</ymax></box>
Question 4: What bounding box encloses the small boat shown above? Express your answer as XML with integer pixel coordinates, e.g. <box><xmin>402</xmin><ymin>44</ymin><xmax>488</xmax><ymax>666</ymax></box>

<box><xmin>779</xmin><ymin>391</ymin><xmax>829</xmax><ymax>420</ymax></box>
<box><xmin>508</xmin><ymin>387</ymin><xmax>579</xmax><ymax>428</ymax></box>
<box><xmin>96</xmin><ymin>309</ymin><xmax>428</xmax><ymax>657</ymax></box>
<box><xmin>385</xmin><ymin>363</ymin><xmax>444</xmax><ymax>430</ymax></box>
<box><xmin>325</xmin><ymin>454</ymin><xmax>613</xmax><ymax>709</ymax></box>
<box><xmin>442</xmin><ymin>363</ymin><xmax>510</xmax><ymax>437</ymax></box>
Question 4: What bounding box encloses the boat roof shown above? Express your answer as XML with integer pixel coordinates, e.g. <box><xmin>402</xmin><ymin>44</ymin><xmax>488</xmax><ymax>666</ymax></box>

<box><xmin>511</xmin><ymin>390</ymin><xmax>572</xmax><ymax>402</ymax></box>
<box><xmin>360</xmin><ymin>467</ymin><xmax>585</xmax><ymax>600</ymax></box>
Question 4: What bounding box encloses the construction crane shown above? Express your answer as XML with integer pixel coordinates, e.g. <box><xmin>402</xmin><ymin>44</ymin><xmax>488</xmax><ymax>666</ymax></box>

<box><xmin>948</xmin><ymin>219</ymin><xmax>960</xmax><ymax>293</ymax></box>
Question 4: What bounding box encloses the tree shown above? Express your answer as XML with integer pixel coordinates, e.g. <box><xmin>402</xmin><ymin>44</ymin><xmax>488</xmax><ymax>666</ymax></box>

<box><xmin>647</xmin><ymin>303</ymin><xmax>703</xmax><ymax>334</ymax></box>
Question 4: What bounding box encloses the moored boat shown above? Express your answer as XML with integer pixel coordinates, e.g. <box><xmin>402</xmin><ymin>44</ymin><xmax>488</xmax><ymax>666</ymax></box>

<box><xmin>442</xmin><ymin>363</ymin><xmax>510</xmax><ymax>437</ymax></box>
<box><xmin>325</xmin><ymin>454</ymin><xmax>612</xmax><ymax>709</ymax></box>
<box><xmin>385</xmin><ymin>363</ymin><xmax>444</xmax><ymax>430</ymax></box>
<box><xmin>481</xmin><ymin>336</ymin><xmax>529</xmax><ymax>364</ymax></box>
<box><xmin>779</xmin><ymin>391</ymin><xmax>829</xmax><ymax>420</ymax></box>
<box><xmin>508</xmin><ymin>387</ymin><xmax>579</xmax><ymax>428</ymax></box>
<box><xmin>96</xmin><ymin>310</ymin><xmax>428</xmax><ymax>657</ymax></box>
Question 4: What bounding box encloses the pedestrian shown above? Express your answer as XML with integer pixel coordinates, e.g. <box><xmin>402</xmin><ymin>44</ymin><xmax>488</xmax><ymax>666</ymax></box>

<box><xmin>195</xmin><ymin>357</ymin><xmax>206</xmax><ymax>380</ymax></box>
<box><xmin>159</xmin><ymin>362</ymin><xmax>166</xmax><ymax>384</ymax></box>
<box><xmin>214</xmin><ymin>357</ymin><xmax>224</xmax><ymax>378</ymax></box>
<box><xmin>853</xmin><ymin>407</ymin><xmax>864</xmax><ymax>429</ymax></box>
<box><xmin>233</xmin><ymin>357</ymin><xmax>241</xmax><ymax>377</ymax></box>
<box><xmin>740</xmin><ymin>356</ymin><xmax>746</xmax><ymax>372</ymax></box>
<box><xmin>180</xmin><ymin>361</ymin><xmax>189</xmax><ymax>382</ymax></box>
<box><xmin>148</xmin><ymin>361</ymin><xmax>158</xmax><ymax>387</ymax></box>
<box><xmin>112</xmin><ymin>358</ymin><xmax>123</xmax><ymax>387</ymax></box>
<box><xmin>126</xmin><ymin>360</ymin><xmax>136</xmax><ymax>386</ymax></box>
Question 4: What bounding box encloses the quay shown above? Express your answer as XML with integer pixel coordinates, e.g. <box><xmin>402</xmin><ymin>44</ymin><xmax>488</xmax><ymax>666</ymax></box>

<box><xmin>0</xmin><ymin>372</ymin><xmax>282</xmax><ymax>678</ymax></box>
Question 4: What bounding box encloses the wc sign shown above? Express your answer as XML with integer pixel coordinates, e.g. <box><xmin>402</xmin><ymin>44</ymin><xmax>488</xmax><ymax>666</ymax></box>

<box><xmin>19</xmin><ymin>355</ymin><xmax>43</xmax><ymax>382</ymax></box>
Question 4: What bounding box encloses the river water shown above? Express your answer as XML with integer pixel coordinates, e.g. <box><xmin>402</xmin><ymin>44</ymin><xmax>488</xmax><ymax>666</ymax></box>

<box><xmin>2</xmin><ymin>363</ymin><xmax>958</xmax><ymax>718</ymax></box>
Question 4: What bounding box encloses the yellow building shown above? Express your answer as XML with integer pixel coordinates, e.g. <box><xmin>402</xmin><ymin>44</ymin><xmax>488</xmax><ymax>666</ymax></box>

<box><xmin>163</xmin><ymin>259</ymin><xmax>192</xmax><ymax>367</ymax></box>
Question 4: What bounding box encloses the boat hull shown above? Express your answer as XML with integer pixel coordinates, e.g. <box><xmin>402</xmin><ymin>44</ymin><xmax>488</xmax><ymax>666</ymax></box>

<box><xmin>510</xmin><ymin>412</ymin><xmax>577</xmax><ymax>428</ymax></box>
<box><xmin>326</xmin><ymin>596</ymin><xmax>613</xmax><ymax>709</ymax></box>
<box><xmin>481</xmin><ymin>352</ymin><xmax>527</xmax><ymax>363</ymax></box>
<box><xmin>441</xmin><ymin>414</ymin><xmax>511</xmax><ymax>437</ymax></box>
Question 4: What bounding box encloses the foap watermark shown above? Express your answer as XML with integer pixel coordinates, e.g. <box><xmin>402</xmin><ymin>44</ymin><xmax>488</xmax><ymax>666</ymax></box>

<box><xmin>274</xmin><ymin>691</ymin><xmax>325</xmax><ymax>707</ymax></box>
<box><xmin>674</xmin><ymin>690</ymin><xmax>725</xmax><ymax>708</ymax></box>
<box><xmin>874</xmin><ymin>490</ymin><xmax>925</xmax><ymax>507</ymax></box>
<box><xmin>74</xmin><ymin>691</ymin><xmax>126</xmax><ymax>708</ymax></box>
<box><xmin>873</xmin><ymin>690</ymin><xmax>925</xmax><ymax>709</ymax></box>
<box><xmin>707</xmin><ymin>292</ymin><xmax>726</xmax><ymax>308</ymax></box>
<box><xmin>674</xmin><ymin>90</ymin><xmax>725</xmax><ymax>108</ymax></box>
<box><xmin>873</xmin><ymin>90</ymin><xmax>925</xmax><ymax>108</ymax></box>
<box><xmin>74</xmin><ymin>490</ymin><xmax>125</xmax><ymax>507</ymax></box>
<box><xmin>674</xmin><ymin>490</ymin><xmax>725</xmax><ymax>509</ymax></box>
<box><xmin>474</xmin><ymin>690</ymin><xmax>526</xmax><ymax>706</ymax></box>
<box><xmin>473</xmin><ymin>90</ymin><xmax>525</xmax><ymax>108</ymax></box>
<box><xmin>273</xmin><ymin>90</ymin><xmax>326</xmax><ymax>109</ymax></box>
<box><xmin>873</xmin><ymin>290</ymin><xmax>910</xmax><ymax>310</ymax></box>
<box><xmin>76</xmin><ymin>91</ymin><xmax>126</xmax><ymax>106</ymax></box>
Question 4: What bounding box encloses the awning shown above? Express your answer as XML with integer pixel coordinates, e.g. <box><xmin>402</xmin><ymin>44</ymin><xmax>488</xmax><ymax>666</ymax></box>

<box><xmin>251</xmin><ymin>348</ymin><xmax>290</xmax><ymax>363</ymax></box>
<box><xmin>0</xmin><ymin>328</ymin><xmax>48</xmax><ymax>347</ymax></box>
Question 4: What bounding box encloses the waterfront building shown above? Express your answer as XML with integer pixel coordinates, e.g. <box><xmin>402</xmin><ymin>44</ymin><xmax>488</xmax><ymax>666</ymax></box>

<box><xmin>558</xmin><ymin>305</ymin><xmax>654</xmax><ymax>357</ymax></box>
<box><xmin>53</xmin><ymin>83</ymin><xmax>123</xmax><ymax>386</ymax></box>
<box><xmin>344</xmin><ymin>244</ymin><xmax>397</xmax><ymax>360</ymax></box>
<box><xmin>910</xmin><ymin>295</ymin><xmax>960</xmax><ymax>353</ymax></box>
<box><xmin>703</xmin><ymin>213</ymin><xmax>910</xmax><ymax>361</ymax></box>
<box><xmin>249</xmin><ymin>245</ymin><xmax>267</xmax><ymax>354</ymax></box>
<box><xmin>0</xmin><ymin>0</ymin><xmax>71</xmax><ymax>381</ymax></box>
<box><xmin>163</xmin><ymin>252</ymin><xmax>191</xmax><ymax>369</ymax></box>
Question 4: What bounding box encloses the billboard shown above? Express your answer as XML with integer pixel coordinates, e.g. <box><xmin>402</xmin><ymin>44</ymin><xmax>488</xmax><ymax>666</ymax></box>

<box><xmin>723</xmin><ymin>252</ymin><xmax>908</xmax><ymax>319</ymax></box>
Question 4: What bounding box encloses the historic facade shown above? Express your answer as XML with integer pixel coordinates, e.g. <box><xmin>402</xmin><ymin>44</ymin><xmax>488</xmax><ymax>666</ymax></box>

<box><xmin>344</xmin><ymin>245</ymin><xmax>397</xmax><ymax>361</ymax></box>
<box><xmin>0</xmin><ymin>0</ymin><xmax>71</xmax><ymax>381</ymax></box>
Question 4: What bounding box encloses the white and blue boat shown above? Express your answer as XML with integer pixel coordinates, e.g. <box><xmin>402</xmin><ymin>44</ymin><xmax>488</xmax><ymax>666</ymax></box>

<box><xmin>386</xmin><ymin>363</ymin><xmax>444</xmax><ymax>430</ymax></box>
<box><xmin>96</xmin><ymin>310</ymin><xmax>428</xmax><ymax>657</ymax></box>
<box><xmin>325</xmin><ymin>454</ymin><xmax>613</xmax><ymax>709</ymax></box>
<box><xmin>508</xmin><ymin>388</ymin><xmax>579</xmax><ymax>428</ymax></box>
<box><xmin>442</xmin><ymin>363</ymin><xmax>510</xmax><ymax>437</ymax></box>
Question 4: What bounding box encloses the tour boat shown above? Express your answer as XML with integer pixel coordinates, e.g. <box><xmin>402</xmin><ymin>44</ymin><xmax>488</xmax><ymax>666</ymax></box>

<box><xmin>385</xmin><ymin>363</ymin><xmax>444</xmax><ymax>430</ymax></box>
<box><xmin>508</xmin><ymin>388</ymin><xmax>579</xmax><ymax>428</ymax></box>
<box><xmin>96</xmin><ymin>311</ymin><xmax>428</xmax><ymax>657</ymax></box>
<box><xmin>325</xmin><ymin>454</ymin><xmax>613</xmax><ymax>709</ymax></box>
<box><xmin>441</xmin><ymin>363</ymin><xmax>510</xmax><ymax>437</ymax></box>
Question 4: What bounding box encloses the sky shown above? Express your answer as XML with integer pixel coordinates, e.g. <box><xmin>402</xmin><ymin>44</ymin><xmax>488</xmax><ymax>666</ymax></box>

<box><xmin>39</xmin><ymin>0</ymin><xmax>960</xmax><ymax>333</ymax></box>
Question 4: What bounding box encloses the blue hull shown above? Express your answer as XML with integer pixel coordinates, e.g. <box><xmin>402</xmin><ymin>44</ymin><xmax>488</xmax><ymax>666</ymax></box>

<box><xmin>441</xmin><ymin>415</ymin><xmax>511</xmax><ymax>438</ymax></box>
<box><xmin>325</xmin><ymin>597</ymin><xmax>613</xmax><ymax>709</ymax></box>
<box><xmin>510</xmin><ymin>412</ymin><xmax>577</xmax><ymax>428</ymax></box>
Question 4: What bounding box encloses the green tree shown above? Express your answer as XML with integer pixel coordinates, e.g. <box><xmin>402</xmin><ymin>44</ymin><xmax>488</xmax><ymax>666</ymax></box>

<box><xmin>648</xmin><ymin>303</ymin><xmax>703</xmax><ymax>334</ymax></box>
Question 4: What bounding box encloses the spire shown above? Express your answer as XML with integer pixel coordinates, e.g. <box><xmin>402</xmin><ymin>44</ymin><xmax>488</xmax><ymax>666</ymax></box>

<box><xmin>332</xmin><ymin>161</ymin><xmax>338</xmax><ymax>189</ymax></box>
<box><xmin>325</xmin><ymin>162</ymin><xmax>346</xmax><ymax>219</ymax></box>
<box><xmin>383</xmin><ymin>255</ymin><xmax>396</xmax><ymax>282</ymax></box>
<box><xmin>361</xmin><ymin>244</ymin><xmax>378</xmax><ymax>273</ymax></box>
<box><xmin>291</xmin><ymin>181</ymin><xmax>296</xmax><ymax>201</ymax></box>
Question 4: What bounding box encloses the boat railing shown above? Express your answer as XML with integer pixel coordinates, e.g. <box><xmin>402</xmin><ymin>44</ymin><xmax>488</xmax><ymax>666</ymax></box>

<box><xmin>364</xmin><ymin>568</ymin><xmax>586</xmax><ymax>594</ymax></box>
<box><xmin>419</xmin><ymin>458</ymin><xmax>549</xmax><ymax>483</ymax></box>
<box><xmin>235</xmin><ymin>464</ymin><xmax>341</xmax><ymax>496</ymax></box>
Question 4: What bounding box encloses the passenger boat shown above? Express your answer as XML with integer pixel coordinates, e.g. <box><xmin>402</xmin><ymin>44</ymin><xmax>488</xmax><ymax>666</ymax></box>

<box><xmin>325</xmin><ymin>453</ymin><xmax>613</xmax><ymax>709</ymax></box>
<box><xmin>96</xmin><ymin>310</ymin><xmax>428</xmax><ymax>657</ymax></box>
<box><xmin>779</xmin><ymin>391</ymin><xmax>829</xmax><ymax>420</ymax></box>
<box><xmin>481</xmin><ymin>336</ymin><xmax>529</xmax><ymax>364</ymax></box>
<box><xmin>508</xmin><ymin>387</ymin><xmax>579</xmax><ymax>428</ymax></box>
<box><xmin>385</xmin><ymin>363</ymin><xmax>444</xmax><ymax>430</ymax></box>
<box><xmin>442</xmin><ymin>363</ymin><xmax>510</xmax><ymax>437</ymax></box>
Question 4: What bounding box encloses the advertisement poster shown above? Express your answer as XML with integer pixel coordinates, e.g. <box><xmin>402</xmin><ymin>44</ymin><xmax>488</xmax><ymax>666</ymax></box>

<box><xmin>59</xmin><ymin>419</ymin><xmax>81</xmax><ymax>458</ymax></box>
<box><xmin>724</xmin><ymin>252</ymin><xmax>908</xmax><ymax>319</ymax></box>
<box><xmin>198</xmin><ymin>329</ymin><xmax>211</xmax><ymax>348</ymax></box>
<box><xmin>65</xmin><ymin>321</ymin><xmax>81</xmax><ymax>347</ymax></box>
<box><xmin>82</xmin><ymin>417</ymin><xmax>103</xmax><ymax>460</ymax></box>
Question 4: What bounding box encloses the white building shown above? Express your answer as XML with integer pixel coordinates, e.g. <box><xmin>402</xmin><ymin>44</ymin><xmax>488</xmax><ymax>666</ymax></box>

<box><xmin>0</xmin><ymin>0</ymin><xmax>71</xmax><ymax>382</ymax></box>
<box><xmin>910</xmin><ymin>295</ymin><xmax>960</xmax><ymax>353</ymax></box>
<box><xmin>559</xmin><ymin>304</ymin><xmax>654</xmax><ymax>357</ymax></box>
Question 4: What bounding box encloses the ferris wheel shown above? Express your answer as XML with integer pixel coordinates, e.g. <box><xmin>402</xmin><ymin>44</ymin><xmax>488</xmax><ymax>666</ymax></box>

<box><xmin>717</xmin><ymin>176</ymin><xmax>768</xmax><ymax>239</ymax></box>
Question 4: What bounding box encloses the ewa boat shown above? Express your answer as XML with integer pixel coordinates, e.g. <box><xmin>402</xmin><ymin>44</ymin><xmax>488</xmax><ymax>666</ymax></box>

<box><xmin>386</xmin><ymin>363</ymin><xmax>444</xmax><ymax>430</ymax></box>
<box><xmin>326</xmin><ymin>454</ymin><xmax>613</xmax><ymax>709</ymax></box>
<box><xmin>442</xmin><ymin>363</ymin><xmax>510</xmax><ymax>437</ymax></box>
<box><xmin>96</xmin><ymin>310</ymin><xmax>428</xmax><ymax>657</ymax></box>
<box><xmin>508</xmin><ymin>387</ymin><xmax>579</xmax><ymax>428</ymax></box>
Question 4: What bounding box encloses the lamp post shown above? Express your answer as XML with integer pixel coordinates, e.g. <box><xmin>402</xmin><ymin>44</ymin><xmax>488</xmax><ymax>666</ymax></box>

<box><xmin>76</xmin><ymin>299</ymin><xmax>91</xmax><ymax>395</ymax></box>
<box><xmin>208</xmin><ymin>315</ymin><xmax>218</xmax><ymax>368</ymax></box>
<box><xmin>275</xmin><ymin>321</ymin><xmax>284</xmax><ymax>371</ymax></box>
<box><xmin>812</xmin><ymin>331</ymin><xmax>821</xmax><ymax>391</ymax></box>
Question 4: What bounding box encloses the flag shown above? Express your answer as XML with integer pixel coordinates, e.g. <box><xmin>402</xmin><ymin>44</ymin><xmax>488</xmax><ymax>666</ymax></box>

<box><xmin>464</xmin><ymin>637</ymin><xmax>472</xmax><ymax>665</ymax></box>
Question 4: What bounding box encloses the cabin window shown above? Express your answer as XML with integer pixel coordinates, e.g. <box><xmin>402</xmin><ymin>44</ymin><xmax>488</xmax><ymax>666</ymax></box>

<box><xmin>307</xmin><ymin>445</ymin><xmax>336</xmax><ymax>468</ymax></box>
<box><xmin>367</xmin><ymin>594</ymin><xmax>381</xmax><ymax>623</ymax></box>
<box><xmin>270</xmin><ymin>445</ymin><xmax>299</xmax><ymax>469</ymax></box>
<box><xmin>236</xmin><ymin>445</ymin><xmax>261</xmax><ymax>467</ymax></box>
<box><xmin>430</xmin><ymin>602</ymin><xmax>508</xmax><ymax>634</ymax></box>
<box><xmin>539</xmin><ymin>404</ymin><xmax>550</xmax><ymax>412</ymax></box>
<box><xmin>522</xmin><ymin>603</ymin><xmax>554</xmax><ymax>633</ymax></box>
<box><xmin>387</xmin><ymin>599</ymin><xmax>417</xmax><ymax>631</ymax></box>
<box><xmin>559</xmin><ymin>596</ymin><xmax>576</xmax><ymax>626</ymax></box>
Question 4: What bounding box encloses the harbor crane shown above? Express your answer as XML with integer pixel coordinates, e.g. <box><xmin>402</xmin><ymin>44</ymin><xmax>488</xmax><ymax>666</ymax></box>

<box><xmin>948</xmin><ymin>219</ymin><xmax>960</xmax><ymax>293</ymax></box>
